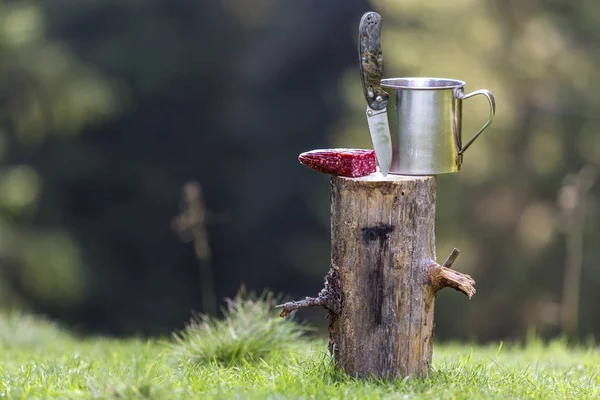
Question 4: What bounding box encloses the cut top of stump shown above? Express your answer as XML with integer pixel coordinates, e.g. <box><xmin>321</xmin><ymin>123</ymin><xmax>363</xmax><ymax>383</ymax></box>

<box><xmin>334</xmin><ymin>171</ymin><xmax>436</xmax><ymax>196</ymax></box>
<box><xmin>344</xmin><ymin>170</ymin><xmax>434</xmax><ymax>182</ymax></box>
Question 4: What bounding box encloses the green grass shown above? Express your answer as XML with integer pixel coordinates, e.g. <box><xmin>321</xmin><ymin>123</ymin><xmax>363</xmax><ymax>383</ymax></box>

<box><xmin>170</xmin><ymin>291</ymin><xmax>310</xmax><ymax>365</ymax></box>
<box><xmin>0</xmin><ymin>308</ymin><xmax>599</xmax><ymax>399</ymax></box>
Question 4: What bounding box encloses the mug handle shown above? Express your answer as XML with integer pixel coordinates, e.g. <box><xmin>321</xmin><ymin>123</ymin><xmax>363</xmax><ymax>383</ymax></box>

<box><xmin>455</xmin><ymin>88</ymin><xmax>496</xmax><ymax>156</ymax></box>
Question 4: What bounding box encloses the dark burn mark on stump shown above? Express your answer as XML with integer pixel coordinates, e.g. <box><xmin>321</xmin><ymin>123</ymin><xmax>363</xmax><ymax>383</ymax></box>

<box><xmin>369</xmin><ymin>260</ymin><xmax>384</xmax><ymax>325</ymax></box>
<box><xmin>362</xmin><ymin>224</ymin><xmax>394</xmax><ymax>245</ymax></box>
<box><xmin>362</xmin><ymin>224</ymin><xmax>394</xmax><ymax>326</ymax></box>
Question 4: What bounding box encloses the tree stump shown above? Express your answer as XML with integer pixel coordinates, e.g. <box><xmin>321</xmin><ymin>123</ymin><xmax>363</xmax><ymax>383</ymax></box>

<box><xmin>277</xmin><ymin>173</ymin><xmax>475</xmax><ymax>379</ymax></box>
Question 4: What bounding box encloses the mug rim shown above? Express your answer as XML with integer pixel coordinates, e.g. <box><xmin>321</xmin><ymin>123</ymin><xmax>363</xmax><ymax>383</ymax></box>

<box><xmin>381</xmin><ymin>77</ymin><xmax>466</xmax><ymax>90</ymax></box>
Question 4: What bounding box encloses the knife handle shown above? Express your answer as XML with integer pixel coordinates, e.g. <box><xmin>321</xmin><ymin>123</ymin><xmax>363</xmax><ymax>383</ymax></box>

<box><xmin>359</xmin><ymin>12</ymin><xmax>388</xmax><ymax>111</ymax></box>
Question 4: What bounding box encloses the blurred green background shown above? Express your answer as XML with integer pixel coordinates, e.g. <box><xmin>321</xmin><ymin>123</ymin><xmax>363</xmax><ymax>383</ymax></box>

<box><xmin>0</xmin><ymin>0</ymin><xmax>598</xmax><ymax>341</ymax></box>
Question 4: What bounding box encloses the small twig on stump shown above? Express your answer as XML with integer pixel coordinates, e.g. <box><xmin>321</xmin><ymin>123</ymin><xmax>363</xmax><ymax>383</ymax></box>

<box><xmin>428</xmin><ymin>248</ymin><xmax>476</xmax><ymax>298</ymax></box>
<box><xmin>276</xmin><ymin>264</ymin><xmax>341</xmax><ymax>318</ymax></box>
<box><xmin>276</xmin><ymin>296</ymin><xmax>327</xmax><ymax>318</ymax></box>
<box><xmin>442</xmin><ymin>248</ymin><xmax>460</xmax><ymax>269</ymax></box>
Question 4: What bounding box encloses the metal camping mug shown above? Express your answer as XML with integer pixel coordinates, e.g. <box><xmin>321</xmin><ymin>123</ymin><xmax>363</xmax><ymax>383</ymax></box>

<box><xmin>380</xmin><ymin>77</ymin><xmax>496</xmax><ymax>175</ymax></box>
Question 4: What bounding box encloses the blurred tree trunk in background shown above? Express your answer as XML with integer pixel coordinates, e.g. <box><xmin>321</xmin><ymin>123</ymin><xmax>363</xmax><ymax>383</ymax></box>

<box><xmin>172</xmin><ymin>181</ymin><xmax>217</xmax><ymax>316</ymax></box>
<box><xmin>558</xmin><ymin>166</ymin><xmax>595</xmax><ymax>336</ymax></box>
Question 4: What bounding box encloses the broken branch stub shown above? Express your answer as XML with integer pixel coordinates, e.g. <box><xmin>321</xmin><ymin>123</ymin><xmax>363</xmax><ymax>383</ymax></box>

<box><xmin>427</xmin><ymin>248</ymin><xmax>476</xmax><ymax>298</ymax></box>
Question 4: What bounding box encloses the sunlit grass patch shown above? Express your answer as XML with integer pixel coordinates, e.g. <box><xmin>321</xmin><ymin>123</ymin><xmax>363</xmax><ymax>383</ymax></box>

<box><xmin>0</xmin><ymin>311</ymin><xmax>66</xmax><ymax>349</ymax></box>
<box><xmin>170</xmin><ymin>290</ymin><xmax>311</xmax><ymax>365</ymax></box>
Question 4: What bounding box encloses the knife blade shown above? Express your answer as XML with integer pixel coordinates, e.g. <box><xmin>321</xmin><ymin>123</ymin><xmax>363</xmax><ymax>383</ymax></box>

<box><xmin>359</xmin><ymin>11</ymin><xmax>392</xmax><ymax>176</ymax></box>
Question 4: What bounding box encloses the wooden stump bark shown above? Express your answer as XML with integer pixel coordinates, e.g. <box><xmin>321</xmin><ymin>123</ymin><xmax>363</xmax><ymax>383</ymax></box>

<box><xmin>277</xmin><ymin>173</ymin><xmax>475</xmax><ymax>379</ymax></box>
